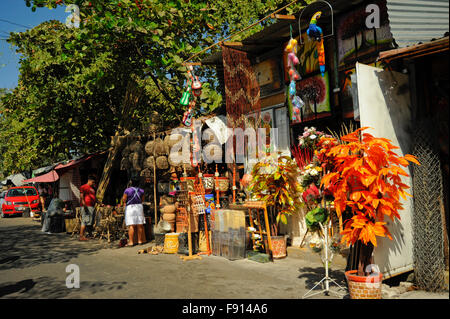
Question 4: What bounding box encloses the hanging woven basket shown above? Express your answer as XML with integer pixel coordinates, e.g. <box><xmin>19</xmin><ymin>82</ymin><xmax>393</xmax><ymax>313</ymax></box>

<box><xmin>153</xmin><ymin>137</ymin><xmax>168</xmax><ymax>156</ymax></box>
<box><xmin>131</xmin><ymin>151</ymin><xmax>143</xmax><ymax>171</ymax></box>
<box><xmin>130</xmin><ymin>140</ymin><xmax>144</xmax><ymax>153</ymax></box>
<box><xmin>168</xmin><ymin>151</ymin><xmax>184</xmax><ymax>167</ymax></box>
<box><xmin>144</xmin><ymin>156</ymin><xmax>155</xmax><ymax>169</ymax></box>
<box><xmin>203</xmin><ymin>143</ymin><xmax>222</xmax><ymax>162</ymax></box>
<box><xmin>156</xmin><ymin>155</ymin><xmax>169</xmax><ymax>170</ymax></box>
<box><xmin>120</xmin><ymin>157</ymin><xmax>131</xmax><ymax>171</ymax></box>
<box><xmin>164</xmin><ymin>133</ymin><xmax>183</xmax><ymax>149</ymax></box>
<box><xmin>144</xmin><ymin>140</ymin><xmax>155</xmax><ymax>155</ymax></box>
<box><xmin>121</xmin><ymin>145</ymin><xmax>131</xmax><ymax>158</ymax></box>
<box><xmin>140</xmin><ymin>168</ymin><xmax>153</xmax><ymax>178</ymax></box>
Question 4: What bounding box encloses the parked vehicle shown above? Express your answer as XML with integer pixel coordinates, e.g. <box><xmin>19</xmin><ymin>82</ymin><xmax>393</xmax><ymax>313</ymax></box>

<box><xmin>1</xmin><ymin>186</ymin><xmax>41</xmax><ymax>217</ymax></box>
<box><xmin>0</xmin><ymin>191</ymin><xmax>7</xmax><ymax>218</ymax></box>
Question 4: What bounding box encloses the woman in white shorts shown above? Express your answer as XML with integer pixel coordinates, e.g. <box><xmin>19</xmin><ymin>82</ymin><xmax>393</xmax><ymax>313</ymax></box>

<box><xmin>121</xmin><ymin>177</ymin><xmax>146</xmax><ymax>246</ymax></box>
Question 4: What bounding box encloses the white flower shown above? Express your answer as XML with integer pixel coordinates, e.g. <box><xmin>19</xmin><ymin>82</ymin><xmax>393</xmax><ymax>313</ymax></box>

<box><xmin>310</xmin><ymin>134</ymin><xmax>317</xmax><ymax>139</ymax></box>
<box><xmin>310</xmin><ymin>169</ymin><xmax>318</xmax><ymax>176</ymax></box>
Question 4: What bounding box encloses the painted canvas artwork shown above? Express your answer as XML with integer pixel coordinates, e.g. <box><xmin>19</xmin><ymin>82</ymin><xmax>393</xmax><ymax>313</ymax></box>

<box><xmin>288</xmin><ymin>72</ymin><xmax>331</xmax><ymax>124</ymax></box>
<box><xmin>337</xmin><ymin>0</ymin><xmax>393</xmax><ymax>68</ymax></box>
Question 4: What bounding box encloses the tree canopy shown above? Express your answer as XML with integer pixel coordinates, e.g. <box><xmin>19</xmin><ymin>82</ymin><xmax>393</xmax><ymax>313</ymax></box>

<box><xmin>0</xmin><ymin>0</ymin><xmax>308</xmax><ymax>175</ymax></box>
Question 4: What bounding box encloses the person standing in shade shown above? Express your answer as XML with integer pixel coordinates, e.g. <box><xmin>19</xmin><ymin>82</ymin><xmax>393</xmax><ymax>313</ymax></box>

<box><xmin>79</xmin><ymin>175</ymin><xmax>97</xmax><ymax>241</ymax></box>
<box><xmin>121</xmin><ymin>176</ymin><xmax>146</xmax><ymax>246</ymax></box>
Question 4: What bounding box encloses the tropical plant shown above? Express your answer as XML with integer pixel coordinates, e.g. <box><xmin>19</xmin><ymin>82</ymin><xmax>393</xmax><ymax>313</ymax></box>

<box><xmin>319</xmin><ymin>127</ymin><xmax>420</xmax><ymax>276</ymax></box>
<box><xmin>249</xmin><ymin>154</ymin><xmax>302</xmax><ymax>235</ymax></box>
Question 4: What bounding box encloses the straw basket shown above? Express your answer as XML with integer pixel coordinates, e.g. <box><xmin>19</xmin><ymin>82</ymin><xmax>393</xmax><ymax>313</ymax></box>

<box><xmin>180</xmin><ymin>177</ymin><xmax>195</xmax><ymax>192</ymax></box>
<box><xmin>203</xmin><ymin>144</ymin><xmax>222</xmax><ymax>162</ymax></box>
<box><xmin>144</xmin><ymin>140</ymin><xmax>154</xmax><ymax>155</ymax></box>
<box><xmin>153</xmin><ymin>137</ymin><xmax>168</xmax><ymax>156</ymax></box>
<box><xmin>130</xmin><ymin>152</ymin><xmax>143</xmax><ymax>171</ymax></box>
<box><xmin>168</xmin><ymin>151</ymin><xmax>184</xmax><ymax>168</ymax></box>
<box><xmin>120</xmin><ymin>157</ymin><xmax>131</xmax><ymax>171</ymax></box>
<box><xmin>164</xmin><ymin>133</ymin><xmax>183</xmax><ymax>149</ymax></box>
<box><xmin>144</xmin><ymin>156</ymin><xmax>155</xmax><ymax>169</ymax></box>
<box><xmin>217</xmin><ymin>177</ymin><xmax>229</xmax><ymax>192</ymax></box>
<box><xmin>202</xmin><ymin>174</ymin><xmax>215</xmax><ymax>193</ymax></box>
<box><xmin>129</xmin><ymin>140</ymin><xmax>143</xmax><ymax>153</ymax></box>
<box><xmin>156</xmin><ymin>156</ymin><xmax>169</xmax><ymax>170</ymax></box>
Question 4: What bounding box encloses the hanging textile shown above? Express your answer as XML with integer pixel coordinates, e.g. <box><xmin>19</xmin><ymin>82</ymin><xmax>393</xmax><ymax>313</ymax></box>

<box><xmin>221</xmin><ymin>45</ymin><xmax>261</xmax><ymax>130</ymax></box>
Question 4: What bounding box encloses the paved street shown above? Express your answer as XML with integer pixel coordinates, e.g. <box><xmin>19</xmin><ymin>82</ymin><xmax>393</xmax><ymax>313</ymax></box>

<box><xmin>1</xmin><ymin>217</ymin><xmax>448</xmax><ymax>300</ymax></box>
<box><xmin>0</xmin><ymin>216</ymin><xmax>350</xmax><ymax>299</ymax></box>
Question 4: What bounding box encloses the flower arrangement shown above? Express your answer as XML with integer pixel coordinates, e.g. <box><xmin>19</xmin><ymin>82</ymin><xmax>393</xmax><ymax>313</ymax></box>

<box><xmin>298</xmin><ymin>126</ymin><xmax>333</xmax><ymax>150</ymax></box>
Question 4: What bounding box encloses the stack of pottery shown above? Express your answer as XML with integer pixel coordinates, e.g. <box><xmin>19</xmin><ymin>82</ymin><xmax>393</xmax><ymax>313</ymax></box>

<box><xmin>160</xmin><ymin>195</ymin><xmax>178</xmax><ymax>232</ymax></box>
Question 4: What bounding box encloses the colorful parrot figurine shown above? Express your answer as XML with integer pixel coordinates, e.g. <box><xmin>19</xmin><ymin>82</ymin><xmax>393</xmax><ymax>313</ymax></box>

<box><xmin>317</xmin><ymin>38</ymin><xmax>326</xmax><ymax>77</ymax></box>
<box><xmin>306</xmin><ymin>11</ymin><xmax>323</xmax><ymax>41</ymax></box>
<box><xmin>307</xmin><ymin>11</ymin><xmax>326</xmax><ymax>77</ymax></box>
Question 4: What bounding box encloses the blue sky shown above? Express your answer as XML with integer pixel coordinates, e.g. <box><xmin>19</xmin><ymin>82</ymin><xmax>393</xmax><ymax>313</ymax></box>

<box><xmin>0</xmin><ymin>0</ymin><xmax>67</xmax><ymax>89</ymax></box>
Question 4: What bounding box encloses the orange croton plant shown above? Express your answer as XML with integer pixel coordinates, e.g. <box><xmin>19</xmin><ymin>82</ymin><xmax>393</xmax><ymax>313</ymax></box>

<box><xmin>319</xmin><ymin>127</ymin><xmax>420</xmax><ymax>273</ymax></box>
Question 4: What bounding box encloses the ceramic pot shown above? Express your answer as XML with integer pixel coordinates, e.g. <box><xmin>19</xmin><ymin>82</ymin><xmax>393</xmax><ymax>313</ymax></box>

<box><xmin>345</xmin><ymin>270</ymin><xmax>383</xmax><ymax>299</ymax></box>
<box><xmin>271</xmin><ymin>235</ymin><xmax>287</xmax><ymax>259</ymax></box>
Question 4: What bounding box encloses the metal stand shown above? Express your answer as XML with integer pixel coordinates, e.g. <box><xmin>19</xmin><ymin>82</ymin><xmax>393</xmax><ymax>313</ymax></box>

<box><xmin>302</xmin><ymin>221</ymin><xmax>346</xmax><ymax>299</ymax></box>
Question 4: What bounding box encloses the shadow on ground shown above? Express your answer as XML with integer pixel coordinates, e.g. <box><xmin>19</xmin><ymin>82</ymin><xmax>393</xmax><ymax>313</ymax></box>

<box><xmin>0</xmin><ymin>276</ymin><xmax>127</xmax><ymax>299</ymax></box>
<box><xmin>298</xmin><ymin>266</ymin><xmax>349</xmax><ymax>298</ymax></box>
<box><xmin>0</xmin><ymin>220</ymin><xmax>114</xmax><ymax>271</ymax></box>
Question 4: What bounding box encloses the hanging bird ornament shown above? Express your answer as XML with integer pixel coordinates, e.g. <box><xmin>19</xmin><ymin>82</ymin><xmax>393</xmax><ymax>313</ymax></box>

<box><xmin>181</xmin><ymin>65</ymin><xmax>203</xmax><ymax>126</ymax></box>
<box><xmin>306</xmin><ymin>11</ymin><xmax>323</xmax><ymax>41</ymax></box>
<box><xmin>307</xmin><ymin>11</ymin><xmax>326</xmax><ymax>77</ymax></box>
<box><xmin>285</xmin><ymin>36</ymin><xmax>304</xmax><ymax>121</ymax></box>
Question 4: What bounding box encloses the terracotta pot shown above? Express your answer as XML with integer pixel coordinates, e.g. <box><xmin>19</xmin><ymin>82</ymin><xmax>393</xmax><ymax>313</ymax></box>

<box><xmin>345</xmin><ymin>270</ymin><xmax>383</xmax><ymax>299</ymax></box>
<box><xmin>162</xmin><ymin>212</ymin><xmax>176</xmax><ymax>222</ymax></box>
<box><xmin>271</xmin><ymin>235</ymin><xmax>287</xmax><ymax>259</ymax></box>
<box><xmin>161</xmin><ymin>204</ymin><xmax>176</xmax><ymax>215</ymax></box>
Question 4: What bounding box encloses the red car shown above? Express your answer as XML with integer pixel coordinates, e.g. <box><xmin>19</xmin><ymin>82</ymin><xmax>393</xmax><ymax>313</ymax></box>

<box><xmin>1</xmin><ymin>186</ymin><xmax>41</xmax><ymax>217</ymax></box>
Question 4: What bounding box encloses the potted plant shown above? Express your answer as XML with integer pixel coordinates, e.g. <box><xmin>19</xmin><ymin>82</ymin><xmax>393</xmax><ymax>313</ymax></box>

<box><xmin>319</xmin><ymin>127</ymin><xmax>420</xmax><ymax>299</ymax></box>
<box><xmin>249</xmin><ymin>153</ymin><xmax>302</xmax><ymax>258</ymax></box>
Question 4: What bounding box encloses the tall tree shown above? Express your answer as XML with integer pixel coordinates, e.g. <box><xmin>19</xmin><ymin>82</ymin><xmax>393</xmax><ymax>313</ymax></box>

<box><xmin>0</xmin><ymin>0</ymin><xmax>308</xmax><ymax>175</ymax></box>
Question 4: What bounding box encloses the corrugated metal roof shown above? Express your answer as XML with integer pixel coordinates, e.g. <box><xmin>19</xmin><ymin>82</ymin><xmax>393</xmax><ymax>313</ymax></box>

<box><xmin>387</xmin><ymin>0</ymin><xmax>449</xmax><ymax>47</ymax></box>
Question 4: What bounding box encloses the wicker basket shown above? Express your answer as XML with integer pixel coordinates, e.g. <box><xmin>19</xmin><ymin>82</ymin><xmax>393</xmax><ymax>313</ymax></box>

<box><xmin>121</xmin><ymin>145</ymin><xmax>131</xmax><ymax>158</ymax></box>
<box><xmin>156</xmin><ymin>156</ymin><xmax>169</xmax><ymax>170</ymax></box>
<box><xmin>217</xmin><ymin>177</ymin><xmax>229</xmax><ymax>192</ymax></box>
<box><xmin>164</xmin><ymin>133</ymin><xmax>183</xmax><ymax>149</ymax></box>
<box><xmin>140</xmin><ymin>168</ymin><xmax>153</xmax><ymax>178</ymax></box>
<box><xmin>203</xmin><ymin>144</ymin><xmax>222</xmax><ymax>162</ymax></box>
<box><xmin>144</xmin><ymin>140</ymin><xmax>154</xmax><ymax>155</ymax></box>
<box><xmin>130</xmin><ymin>140</ymin><xmax>143</xmax><ymax>153</ymax></box>
<box><xmin>120</xmin><ymin>157</ymin><xmax>131</xmax><ymax>171</ymax></box>
<box><xmin>168</xmin><ymin>151</ymin><xmax>184</xmax><ymax>167</ymax></box>
<box><xmin>202</xmin><ymin>174</ymin><xmax>215</xmax><ymax>193</ymax></box>
<box><xmin>131</xmin><ymin>152</ymin><xmax>143</xmax><ymax>171</ymax></box>
<box><xmin>153</xmin><ymin>137</ymin><xmax>168</xmax><ymax>156</ymax></box>
<box><xmin>144</xmin><ymin>156</ymin><xmax>155</xmax><ymax>169</ymax></box>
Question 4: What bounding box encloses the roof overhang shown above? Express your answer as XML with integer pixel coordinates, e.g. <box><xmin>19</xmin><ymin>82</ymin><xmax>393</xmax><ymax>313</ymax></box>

<box><xmin>378</xmin><ymin>36</ymin><xmax>449</xmax><ymax>62</ymax></box>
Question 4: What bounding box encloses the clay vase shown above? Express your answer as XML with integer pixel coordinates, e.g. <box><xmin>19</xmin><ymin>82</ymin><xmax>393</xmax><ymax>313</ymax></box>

<box><xmin>161</xmin><ymin>204</ymin><xmax>176</xmax><ymax>232</ymax></box>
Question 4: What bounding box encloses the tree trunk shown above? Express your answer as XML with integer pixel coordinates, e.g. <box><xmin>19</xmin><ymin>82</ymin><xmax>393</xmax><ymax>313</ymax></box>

<box><xmin>357</xmin><ymin>241</ymin><xmax>374</xmax><ymax>276</ymax></box>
